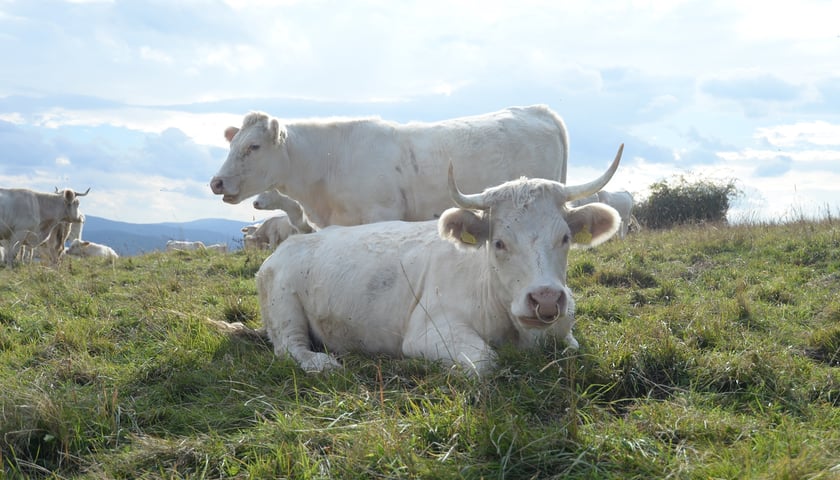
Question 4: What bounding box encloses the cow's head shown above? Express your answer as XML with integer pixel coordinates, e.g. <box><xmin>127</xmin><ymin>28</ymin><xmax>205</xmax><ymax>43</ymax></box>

<box><xmin>59</xmin><ymin>188</ymin><xmax>88</xmax><ymax>223</ymax></box>
<box><xmin>438</xmin><ymin>145</ymin><xmax>623</xmax><ymax>330</ymax></box>
<box><xmin>210</xmin><ymin>112</ymin><xmax>288</xmax><ymax>204</ymax></box>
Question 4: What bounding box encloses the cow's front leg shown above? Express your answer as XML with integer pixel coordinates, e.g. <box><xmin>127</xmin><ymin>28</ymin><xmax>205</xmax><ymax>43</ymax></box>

<box><xmin>402</xmin><ymin>323</ymin><xmax>495</xmax><ymax>376</ymax></box>
<box><xmin>257</xmin><ymin>268</ymin><xmax>341</xmax><ymax>373</ymax></box>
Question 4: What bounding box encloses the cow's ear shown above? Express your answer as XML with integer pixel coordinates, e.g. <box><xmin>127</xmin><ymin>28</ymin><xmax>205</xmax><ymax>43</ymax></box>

<box><xmin>269</xmin><ymin>119</ymin><xmax>286</xmax><ymax>144</ymax></box>
<box><xmin>224</xmin><ymin>126</ymin><xmax>239</xmax><ymax>143</ymax></box>
<box><xmin>566</xmin><ymin>204</ymin><xmax>620</xmax><ymax>248</ymax></box>
<box><xmin>438</xmin><ymin>208</ymin><xmax>489</xmax><ymax>250</ymax></box>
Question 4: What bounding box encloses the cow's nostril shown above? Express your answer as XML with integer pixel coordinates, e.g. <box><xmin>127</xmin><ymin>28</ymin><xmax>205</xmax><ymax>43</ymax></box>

<box><xmin>210</xmin><ymin>178</ymin><xmax>223</xmax><ymax>194</ymax></box>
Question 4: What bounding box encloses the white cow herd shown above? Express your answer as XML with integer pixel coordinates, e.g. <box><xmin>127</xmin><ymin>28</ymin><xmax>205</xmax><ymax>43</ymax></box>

<box><xmin>3</xmin><ymin>104</ymin><xmax>638</xmax><ymax>376</ymax></box>
<box><xmin>0</xmin><ymin>187</ymin><xmax>89</xmax><ymax>267</ymax></box>
<box><xmin>209</xmin><ymin>105</ymin><xmax>637</xmax><ymax>375</ymax></box>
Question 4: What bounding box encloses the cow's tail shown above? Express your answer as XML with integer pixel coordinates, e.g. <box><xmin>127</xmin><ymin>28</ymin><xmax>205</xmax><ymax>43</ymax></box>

<box><xmin>204</xmin><ymin>318</ymin><xmax>268</xmax><ymax>340</ymax></box>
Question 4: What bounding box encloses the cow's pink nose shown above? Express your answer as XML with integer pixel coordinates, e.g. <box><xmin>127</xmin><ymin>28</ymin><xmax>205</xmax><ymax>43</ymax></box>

<box><xmin>528</xmin><ymin>287</ymin><xmax>566</xmax><ymax>319</ymax></box>
<box><xmin>210</xmin><ymin>178</ymin><xmax>224</xmax><ymax>194</ymax></box>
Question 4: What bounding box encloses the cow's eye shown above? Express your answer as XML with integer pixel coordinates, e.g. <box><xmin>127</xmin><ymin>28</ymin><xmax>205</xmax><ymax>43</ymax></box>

<box><xmin>248</xmin><ymin>144</ymin><xmax>260</xmax><ymax>152</ymax></box>
<box><xmin>494</xmin><ymin>239</ymin><xmax>506</xmax><ymax>250</ymax></box>
<box><xmin>561</xmin><ymin>233</ymin><xmax>570</xmax><ymax>245</ymax></box>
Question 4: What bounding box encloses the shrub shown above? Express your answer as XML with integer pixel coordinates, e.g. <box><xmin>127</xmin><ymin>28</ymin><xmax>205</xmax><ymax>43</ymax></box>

<box><xmin>635</xmin><ymin>175</ymin><xmax>741</xmax><ymax>229</ymax></box>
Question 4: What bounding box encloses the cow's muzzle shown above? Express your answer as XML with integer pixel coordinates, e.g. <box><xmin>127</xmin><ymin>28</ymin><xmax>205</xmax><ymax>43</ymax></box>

<box><xmin>210</xmin><ymin>177</ymin><xmax>226</xmax><ymax>195</ymax></box>
<box><xmin>523</xmin><ymin>286</ymin><xmax>568</xmax><ymax>325</ymax></box>
<box><xmin>210</xmin><ymin>177</ymin><xmax>241</xmax><ymax>204</ymax></box>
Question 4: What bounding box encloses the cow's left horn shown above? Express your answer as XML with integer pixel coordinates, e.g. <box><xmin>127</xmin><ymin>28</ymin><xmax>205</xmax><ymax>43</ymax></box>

<box><xmin>75</xmin><ymin>188</ymin><xmax>91</xmax><ymax>197</ymax></box>
<box><xmin>564</xmin><ymin>144</ymin><xmax>623</xmax><ymax>202</ymax></box>
<box><xmin>448</xmin><ymin>163</ymin><xmax>487</xmax><ymax>210</ymax></box>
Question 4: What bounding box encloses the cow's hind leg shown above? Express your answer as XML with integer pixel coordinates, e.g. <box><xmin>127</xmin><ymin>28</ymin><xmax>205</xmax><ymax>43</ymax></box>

<box><xmin>256</xmin><ymin>267</ymin><xmax>341</xmax><ymax>373</ymax></box>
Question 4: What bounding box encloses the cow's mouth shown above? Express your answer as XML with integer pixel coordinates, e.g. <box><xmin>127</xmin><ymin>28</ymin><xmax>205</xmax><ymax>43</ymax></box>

<box><xmin>222</xmin><ymin>194</ymin><xmax>240</xmax><ymax>204</ymax></box>
<box><xmin>517</xmin><ymin>303</ymin><xmax>565</xmax><ymax>328</ymax></box>
<box><xmin>518</xmin><ymin>316</ymin><xmax>555</xmax><ymax>328</ymax></box>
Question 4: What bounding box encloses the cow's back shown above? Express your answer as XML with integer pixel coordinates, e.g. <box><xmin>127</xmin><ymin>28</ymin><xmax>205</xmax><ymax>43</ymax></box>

<box><xmin>258</xmin><ymin>221</ymin><xmax>446</xmax><ymax>355</ymax></box>
<box><xmin>0</xmin><ymin>189</ymin><xmax>39</xmax><ymax>238</ymax></box>
<box><xmin>395</xmin><ymin>105</ymin><xmax>568</xmax><ymax>220</ymax></box>
<box><xmin>280</xmin><ymin>106</ymin><xmax>568</xmax><ymax>225</ymax></box>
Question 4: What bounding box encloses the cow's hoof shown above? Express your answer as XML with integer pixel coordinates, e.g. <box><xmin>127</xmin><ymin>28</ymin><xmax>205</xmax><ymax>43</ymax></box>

<box><xmin>563</xmin><ymin>333</ymin><xmax>579</xmax><ymax>352</ymax></box>
<box><xmin>300</xmin><ymin>352</ymin><xmax>342</xmax><ymax>372</ymax></box>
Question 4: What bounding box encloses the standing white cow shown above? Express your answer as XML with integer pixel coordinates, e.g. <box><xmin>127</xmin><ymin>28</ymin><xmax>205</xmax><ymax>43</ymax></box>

<box><xmin>211</xmin><ymin>105</ymin><xmax>570</xmax><ymax>227</ymax></box>
<box><xmin>572</xmin><ymin>190</ymin><xmax>635</xmax><ymax>239</ymax></box>
<box><xmin>0</xmin><ymin>188</ymin><xmax>87</xmax><ymax>267</ymax></box>
<box><xmin>66</xmin><ymin>239</ymin><xmax>119</xmax><ymax>260</ymax></box>
<box><xmin>246</xmin><ymin>145</ymin><xmax>623</xmax><ymax>375</ymax></box>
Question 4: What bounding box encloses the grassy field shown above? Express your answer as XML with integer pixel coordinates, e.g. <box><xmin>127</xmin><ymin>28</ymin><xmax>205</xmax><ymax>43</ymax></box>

<box><xmin>2</xmin><ymin>219</ymin><xmax>840</xmax><ymax>479</ymax></box>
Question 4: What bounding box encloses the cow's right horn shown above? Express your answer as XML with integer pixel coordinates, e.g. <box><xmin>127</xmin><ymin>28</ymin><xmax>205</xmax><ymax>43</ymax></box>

<box><xmin>564</xmin><ymin>144</ymin><xmax>623</xmax><ymax>202</ymax></box>
<box><xmin>75</xmin><ymin>187</ymin><xmax>91</xmax><ymax>197</ymax></box>
<box><xmin>448</xmin><ymin>163</ymin><xmax>488</xmax><ymax>210</ymax></box>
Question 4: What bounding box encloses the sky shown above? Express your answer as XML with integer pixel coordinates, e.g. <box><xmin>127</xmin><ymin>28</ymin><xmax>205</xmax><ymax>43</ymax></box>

<box><xmin>1</xmin><ymin>0</ymin><xmax>839</xmax><ymax>225</ymax></box>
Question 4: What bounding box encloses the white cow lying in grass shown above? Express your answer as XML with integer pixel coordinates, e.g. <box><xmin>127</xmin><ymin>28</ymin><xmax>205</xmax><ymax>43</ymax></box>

<box><xmin>166</xmin><ymin>240</ymin><xmax>205</xmax><ymax>252</ymax></box>
<box><xmin>66</xmin><ymin>239</ymin><xmax>119</xmax><ymax>259</ymax></box>
<box><xmin>218</xmin><ymin>145</ymin><xmax>624</xmax><ymax>375</ymax></box>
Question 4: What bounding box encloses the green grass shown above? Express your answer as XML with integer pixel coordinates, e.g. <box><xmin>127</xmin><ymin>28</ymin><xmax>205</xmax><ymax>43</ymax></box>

<box><xmin>2</xmin><ymin>221</ymin><xmax>840</xmax><ymax>479</ymax></box>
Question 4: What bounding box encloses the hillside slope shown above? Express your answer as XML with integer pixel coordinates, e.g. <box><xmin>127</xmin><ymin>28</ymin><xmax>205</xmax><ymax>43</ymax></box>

<box><xmin>82</xmin><ymin>215</ymin><xmax>249</xmax><ymax>255</ymax></box>
<box><xmin>1</xmin><ymin>220</ymin><xmax>839</xmax><ymax>478</ymax></box>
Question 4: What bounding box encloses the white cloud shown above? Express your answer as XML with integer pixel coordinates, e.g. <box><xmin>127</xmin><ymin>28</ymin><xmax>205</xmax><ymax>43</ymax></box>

<box><xmin>733</xmin><ymin>1</ymin><xmax>840</xmax><ymax>42</ymax></box>
<box><xmin>55</xmin><ymin>155</ymin><xmax>71</xmax><ymax>166</ymax></box>
<box><xmin>198</xmin><ymin>44</ymin><xmax>265</xmax><ymax>72</ymax></box>
<box><xmin>0</xmin><ymin>112</ymin><xmax>25</xmax><ymax>124</ymax></box>
<box><xmin>755</xmin><ymin>121</ymin><xmax>840</xmax><ymax>148</ymax></box>
<box><xmin>28</xmin><ymin>107</ymin><xmax>241</xmax><ymax>148</ymax></box>
<box><xmin>1</xmin><ymin>0</ymin><xmax>839</xmax><ymax>225</ymax></box>
<box><xmin>139</xmin><ymin>46</ymin><xmax>173</xmax><ymax>64</ymax></box>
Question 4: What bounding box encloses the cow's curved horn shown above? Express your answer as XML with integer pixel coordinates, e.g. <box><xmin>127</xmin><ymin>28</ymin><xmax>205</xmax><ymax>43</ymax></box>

<box><xmin>75</xmin><ymin>187</ymin><xmax>91</xmax><ymax>197</ymax></box>
<box><xmin>448</xmin><ymin>163</ymin><xmax>488</xmax><ymax>210</ymax></box>
<box><xmin>564</xmin><ymin>144</ymin><xmax>623</xmax><ymax>202</ymax></box>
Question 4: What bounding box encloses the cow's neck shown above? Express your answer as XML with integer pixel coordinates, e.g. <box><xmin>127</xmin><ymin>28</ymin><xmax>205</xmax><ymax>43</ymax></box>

<box><xmin>280</xmin><ymin>126</ymin><xmax>341</xmax><ymax>226</ymax></box>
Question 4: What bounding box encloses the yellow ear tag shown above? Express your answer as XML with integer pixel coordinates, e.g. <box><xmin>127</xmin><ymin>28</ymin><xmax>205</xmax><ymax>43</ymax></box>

<box><xmin>460</xmin><ymin>231</ymin><xmax>477</xmax><ymax>245</ymax></box>
<box><xmin>573</xmin><ymin>225</ymin><xmax>592</xmax><ymax>244</ymax></box>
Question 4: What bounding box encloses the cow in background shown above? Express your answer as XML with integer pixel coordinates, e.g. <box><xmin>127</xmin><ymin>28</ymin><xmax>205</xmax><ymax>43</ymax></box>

<box><xmin>35</xmin><ymin>221</ymin><xmax>72</xmax><ymax>265</ymax></box>
<box><xmin>571</xmin><ymin>190</ymin><xmax>635</xmax><ymax>239</ymax></box>
<box><xmin>244</xmin><ymin>214</ymin><xmax>298</xmax><ymax>251</ymax></box>
<box><xmin>211</xmin><ymin>105</ymin><xmax>571</xmax><ymax>227</ymax></box>
<box><xmin>206</xmin><ymin>243</ymin><xmax>228</xmax><ymax>253</ymax></box>
<box><xmin>0</xmin><ymin>187</ymin><xmax>88</xmax><ymax>267</ymax></box>
<box><xmin>166</xmin><ymin>240</ymin><xmax>206</xmax><ymax>252</ymax></box>
<box><xmin>66</xmin><ymin>239</ymin><xmax>119</xmax><ymax>260</ymax></box>
<box><xmin>253</xmin><ymin>189</ymin><xmax>318</xmax><ymax>234</ymax></box>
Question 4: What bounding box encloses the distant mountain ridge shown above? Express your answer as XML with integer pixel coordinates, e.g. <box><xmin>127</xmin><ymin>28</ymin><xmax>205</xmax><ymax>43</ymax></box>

<box><xmin>82</xmin><ymin>216</ymin><xmax>248</xmax><ymax>256</ymax></box>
